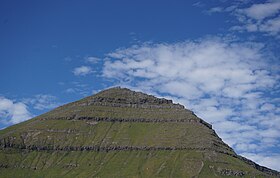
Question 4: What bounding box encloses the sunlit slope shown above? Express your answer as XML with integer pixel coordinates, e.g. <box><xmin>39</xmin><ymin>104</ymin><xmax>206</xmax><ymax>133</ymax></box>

<box><xmin>0</xmin><ymin>87</ymin><xmax>279</xmax><ymax>177</ymax></box>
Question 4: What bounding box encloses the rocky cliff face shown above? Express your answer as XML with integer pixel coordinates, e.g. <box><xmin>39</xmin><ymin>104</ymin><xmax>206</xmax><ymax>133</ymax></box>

<box><xmin>0</xmin><ymin>87</ymin><xmax>279</xmax><ymax>177</ymax></box>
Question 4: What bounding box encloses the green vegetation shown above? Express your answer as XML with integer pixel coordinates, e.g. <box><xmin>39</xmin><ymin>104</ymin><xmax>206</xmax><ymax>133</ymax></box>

<box><xmin>0</xmin><ymin>120</ymin><xmax>229</xmax><ymax>151</ymax></box>
<box><xmin>0</xmin><ymin>149</ymin><xmax>269</xmax><ymax>178</ymax></box>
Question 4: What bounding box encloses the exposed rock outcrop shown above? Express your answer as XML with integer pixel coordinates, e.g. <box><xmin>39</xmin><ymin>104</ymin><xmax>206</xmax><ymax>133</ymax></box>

<box><xmin>216</xmin><ymin>167</ymin><xmax>246</xmax><ymax>177</ymax></box>
<box><xmin>42</xmin><ymin>116</ymin><xmax>212</xmax><ymax>129</ymax></box>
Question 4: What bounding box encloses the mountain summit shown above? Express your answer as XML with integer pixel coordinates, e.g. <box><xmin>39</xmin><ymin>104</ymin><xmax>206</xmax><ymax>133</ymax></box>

<box><xmin>0</xmin><ymin>87</ymin><xmax>279</xmax><ymax>177</ymax></box>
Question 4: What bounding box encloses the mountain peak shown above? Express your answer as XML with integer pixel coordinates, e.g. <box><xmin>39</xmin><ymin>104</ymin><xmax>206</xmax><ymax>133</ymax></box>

<box><xmin>0</xmin><ymin>87</ymin><xmax>279</xmax><ymax>177</ymax></box>
<box><xmin>74</xmin><ymin>87</ymin><xmax>185</xmax><ymax>109</ymax></box>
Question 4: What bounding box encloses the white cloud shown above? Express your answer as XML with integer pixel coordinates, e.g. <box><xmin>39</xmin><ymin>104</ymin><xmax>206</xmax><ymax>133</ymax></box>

<box><xmin>242</xmin><ymin>1</ymin><xmax>280</xmax><ymax>20</ymax></box>
<box><xmin>231</xmin><ymin>1</ymin><xmax>280</xmax><ymax>36</ymax></box>
<box><xmin>259</xmin><ymin>16</ymin><xmax>280</xmax><ymax>35</ymax></box>
<box><xmin>73</xmin><ymin>66</ymin><xmax>92</xmax><ymax>76</ymax></box>
<box><xmin>64</xmin><ymin>82</ymin><xmax>92</xmax><ymax>96</ymax></box>
<box><xmin>205</xmin><ymin>1</ymin><xmax>280</xmax><ymax>36</ymax></box>
<box><xmin>102</xmin><ymin>38</ymin><xmax>280</xmax><ymax>170</ymax></box>
<box><xmin>85</xmin><ymin>56</ymin><xmax>100</xmax><ymax>64</ymax></box>
<box><xmin>0</xmin><ymin>97</ymin><xmax>32</xmax><ymax>124</ymax></box>
<box><xmin>207</xmin><ymin>7</ymin><xmax>224</xmax><ymax>14</ymax></box>
<box><xmin>23</xmin><ymin>94</ymin><xmax>61</xmax><ymax>110</ymax></box>
<box><xmin>193</xmin><ymin>1</ymin><xmax>205</xmax><ymax>8</ymax></box>
<box><xmin>241</xmin><ymin>153</ymin><xmax>280</xmax><ymax>171</ymax></box>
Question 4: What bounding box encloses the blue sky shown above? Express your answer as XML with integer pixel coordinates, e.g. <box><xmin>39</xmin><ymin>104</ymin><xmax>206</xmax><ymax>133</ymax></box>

<box><xmin>0</xmin><ymin>0</ymin><xmax>280</xmax><ymax>171</ymax></box>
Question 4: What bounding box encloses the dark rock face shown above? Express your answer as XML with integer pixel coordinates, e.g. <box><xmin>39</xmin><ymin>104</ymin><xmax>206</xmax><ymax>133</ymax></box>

<box><xmin>88</xmin><ymin>96</ymin><xmax>174</xmax><ymax>105</ymax></box>
<box><xmin>42</xmin><ymin>116</ymin><xmax>212</xmax><ymax>129</ymax></box>
<box><xmin>0</xmin><ymin>142</ymin><xmax>233</xmax><ymax>154</ymax></box>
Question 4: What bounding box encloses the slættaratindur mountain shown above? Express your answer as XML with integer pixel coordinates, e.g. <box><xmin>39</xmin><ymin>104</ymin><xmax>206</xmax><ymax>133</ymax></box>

<box><xmin>0</xmin><ymin>87</ymin><xmax>279</xmax><ymax>177</ymax></box>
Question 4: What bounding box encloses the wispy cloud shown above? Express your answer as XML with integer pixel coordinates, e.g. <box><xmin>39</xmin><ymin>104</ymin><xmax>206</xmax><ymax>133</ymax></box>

<box><xmin>207</xmin><ymin>7</ymin><xmax>224</xmax><ymax>14</ymax></box>
<box><xmin>232</xmin><ymin>1</ymin><xmax>280</xmax><ymax>36</ymax></box>
<box><xmin>192</xmin><ymin>1</ymin><xmax>205</xmax><ymax>8</ymax></box>
<box><xmin>73</xmin><ymin>66</ymin><xmax>92</xmax><ymax>76</ymax></box>
<box><xmin>85</xmin><ymin>56</ymin><xmax>101</xmax><ymax>64</ymax></box>
<box><xmin>103</xmin><ymin>37</ymin><xmax>280</xmax><ymax>170</ymax></box>
<box><xmin>64</xmin><ymin>82</ymin><xmax>92</xmax><ymax>96</ymax></box>
<box><xmin>0</xmin><ymin>97</ymin><xmax>32</xmax><ymax>124</ymax></box>
<box><xmin>23</xmin><ymin>94</ymin><xmax>61</xmax><ymax>110</ymax></box>
<box><xmin>206</xmin><ymin>0</ymin><xmax>280</xmax><ymax>37</ymax></box>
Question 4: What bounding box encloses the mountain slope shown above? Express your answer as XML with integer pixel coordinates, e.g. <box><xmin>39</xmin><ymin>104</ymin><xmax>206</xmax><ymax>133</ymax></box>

<box><xmin>0</xmin><ymin>87</ymin><xmax>279</xmax><ymax>177</ymax></box>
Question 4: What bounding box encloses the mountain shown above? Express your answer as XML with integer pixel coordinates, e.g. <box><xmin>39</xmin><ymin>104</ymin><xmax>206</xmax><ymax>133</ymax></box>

<box><xmin>0</xmin><ymin>87</ymin><xmax>279</xmax><ymax>177</ymax></box>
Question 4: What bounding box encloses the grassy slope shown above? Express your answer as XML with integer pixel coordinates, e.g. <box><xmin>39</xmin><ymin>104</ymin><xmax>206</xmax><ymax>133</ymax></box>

<box><xmin>0</xmin><ymin>149</ymin><xmax>269</xmax><ymax>178</ymax></box>
<box><xmin>0</xmin><ymin>118</ymin><xmax>274</xmax><ymax>178</ymax></box>
<box><xmin>0</xmin><ymin>119</ymin><xmax>231</xmax><ymax>153</ymax></box>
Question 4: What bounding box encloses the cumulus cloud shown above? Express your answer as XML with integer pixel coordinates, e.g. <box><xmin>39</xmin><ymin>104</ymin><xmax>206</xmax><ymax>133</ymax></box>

<box><xmin>241</xmin><ymin>1</ymin><xmax>280</xmax><ymax>20</ymax></box>
<box><xmin>73</xmin><ymin>66</ymin><xmax>92</xmax><ymax>76</ymax></box>
<box><xmin>102</xmin><ymin>38</ymin><xmax>280</xmax><ymax>170</ymax></box>
<box><xmin>0</xmin><ymin>97</ymin><xmax>32</xmax><ymax>124</ymax></box>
